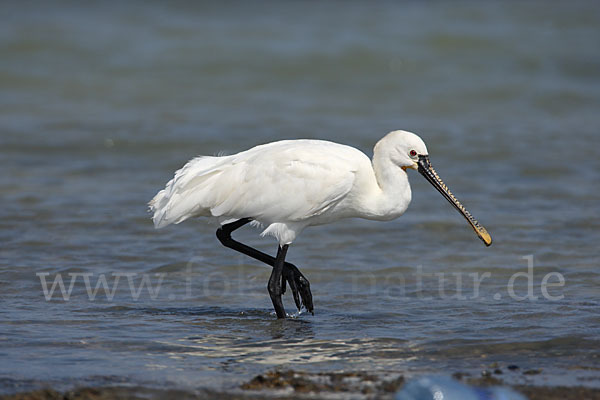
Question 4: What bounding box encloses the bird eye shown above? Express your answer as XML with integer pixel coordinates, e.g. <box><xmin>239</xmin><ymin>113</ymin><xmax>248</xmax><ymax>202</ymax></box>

<box><xmin>409</xmin><ymin>150</ymin><xmax>417</xmax><ymax>157</ymax></box>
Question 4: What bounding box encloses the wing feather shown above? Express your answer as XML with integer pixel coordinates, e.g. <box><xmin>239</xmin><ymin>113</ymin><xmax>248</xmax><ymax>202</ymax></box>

<box><xmin>210</xmin><ymin>141</ymin><xmax>359</xmax><ymax>223</ymax></box>
<box><xmin>149</xmin><ymin>140</ymin><xmax>364</xmax><ymax>228</ymax></box>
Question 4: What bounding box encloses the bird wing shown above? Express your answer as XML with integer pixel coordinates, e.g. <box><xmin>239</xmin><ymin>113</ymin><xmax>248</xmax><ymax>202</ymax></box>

<box><xmin>150</xmin><ymin>140</ymin><xmax>366</xmax><ymax>228</ymax></box>
<box><xmin>209</xmin><ymin>141</ymin><xmax>361</xmax><ymax>223</ymax></box>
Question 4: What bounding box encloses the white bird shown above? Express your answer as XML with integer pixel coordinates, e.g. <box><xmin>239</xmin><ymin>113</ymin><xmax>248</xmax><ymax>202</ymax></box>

<box><xmin>149</xmin><ymin>130</ymin><xmax>491</xmax><ymax>318</ymax></box>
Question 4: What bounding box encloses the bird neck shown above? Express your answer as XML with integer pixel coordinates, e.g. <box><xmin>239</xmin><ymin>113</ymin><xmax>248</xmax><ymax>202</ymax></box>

<box><xmin>368</xmin><ymin>151</ymin><xmax>412</xmax><ymax>220</ymax></box>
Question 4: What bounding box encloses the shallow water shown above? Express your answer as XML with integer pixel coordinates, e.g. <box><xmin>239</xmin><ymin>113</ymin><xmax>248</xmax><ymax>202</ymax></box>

<box><xmin>1</xmin><ymin>0</ymin><xmax>600</xmax><ymax>395</ymax></box>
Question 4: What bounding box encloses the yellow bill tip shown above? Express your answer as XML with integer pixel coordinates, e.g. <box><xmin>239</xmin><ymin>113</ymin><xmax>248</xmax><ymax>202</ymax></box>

<box><xmin>477</xmin><ymin>226</ymin><xmax>492</xmax><ymax>247</ymax></box>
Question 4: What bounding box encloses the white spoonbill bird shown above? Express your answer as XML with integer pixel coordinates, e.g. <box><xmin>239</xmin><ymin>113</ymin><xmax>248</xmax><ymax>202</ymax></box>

<box><xmin>149</xmin><ymin>130</ymin><xmax>491</xmax><ymax>318</ymax></box>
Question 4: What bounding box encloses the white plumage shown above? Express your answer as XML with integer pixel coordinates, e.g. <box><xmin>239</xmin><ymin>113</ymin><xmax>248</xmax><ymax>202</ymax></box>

<box><xmin>150</xmin><ymin>130</ymin><xmax>491</xmax><ymax>318</ymax></box>
<box><xmin>149</xmin><ymin>130</ymin><xmax>427</xmax><ymax>245</ymax></box>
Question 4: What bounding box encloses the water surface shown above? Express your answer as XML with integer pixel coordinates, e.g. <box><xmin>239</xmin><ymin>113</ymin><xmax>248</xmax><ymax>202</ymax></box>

<box><xmin>1</xmin><ymin>0</ymin><xmax>599</xmax><ymax>395</ymax></box>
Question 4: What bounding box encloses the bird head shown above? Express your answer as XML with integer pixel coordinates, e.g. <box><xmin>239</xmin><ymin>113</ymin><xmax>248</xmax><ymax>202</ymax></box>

<box><xmin>380</xmin><ymin>130</ymin><xmax>429</xmax><ymax>171</ymax></box>
<box><xmin>383</xmin><ymin>130</ymin><xmax>492</xmax><ymax>247</ymax></box>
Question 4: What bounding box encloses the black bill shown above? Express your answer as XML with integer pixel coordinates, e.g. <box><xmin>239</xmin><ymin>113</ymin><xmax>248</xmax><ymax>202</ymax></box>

<box><xmin>417</xmin><ymin>155</ymin><xmax>492</xmax><ymax>246</ymax></box>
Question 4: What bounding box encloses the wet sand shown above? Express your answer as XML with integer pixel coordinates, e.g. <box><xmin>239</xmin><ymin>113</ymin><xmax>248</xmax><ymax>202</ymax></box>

<box><xmin>3</xmin><ymin>369</ymin><xmax>600</xmax><ymax>400</ymax></box>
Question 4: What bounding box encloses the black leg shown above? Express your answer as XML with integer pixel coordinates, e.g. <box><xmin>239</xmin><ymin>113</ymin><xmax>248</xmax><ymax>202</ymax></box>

<box><xmin>269</xmin><ymin>244</ymin><xmax>288</xmax><ymax>318</ymax></box>
<box><xmin>216</xmin><ymin>219</ymin><xmax>314</xmax><ymax>315</ymax></box>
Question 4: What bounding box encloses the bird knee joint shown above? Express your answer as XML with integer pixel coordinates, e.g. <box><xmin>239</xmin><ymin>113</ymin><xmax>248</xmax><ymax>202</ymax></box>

<box><xmin>216</xmin><ymin>228</ymin><xmax>232</xmax><ymax>245</ymax></box>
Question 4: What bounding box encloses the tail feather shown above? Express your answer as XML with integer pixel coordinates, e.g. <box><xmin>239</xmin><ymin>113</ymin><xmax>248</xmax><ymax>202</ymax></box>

<box><xmin>149</xmin><ymin>156</ymin><xmax>224</xmax><ymax>228</ymax></box>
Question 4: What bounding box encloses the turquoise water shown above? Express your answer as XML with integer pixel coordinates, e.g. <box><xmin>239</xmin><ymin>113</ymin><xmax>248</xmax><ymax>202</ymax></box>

<box><xmin>1</xmin><ymin>0</ymin><xmax>599</xmax><ymax>394</ymax></box>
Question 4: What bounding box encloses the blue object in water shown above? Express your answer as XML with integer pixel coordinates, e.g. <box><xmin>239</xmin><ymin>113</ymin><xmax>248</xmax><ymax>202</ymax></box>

<box><xmin>395</xmin><ymin>375</ymin><xmax>528</xmax><ymax>400</ymax></box>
